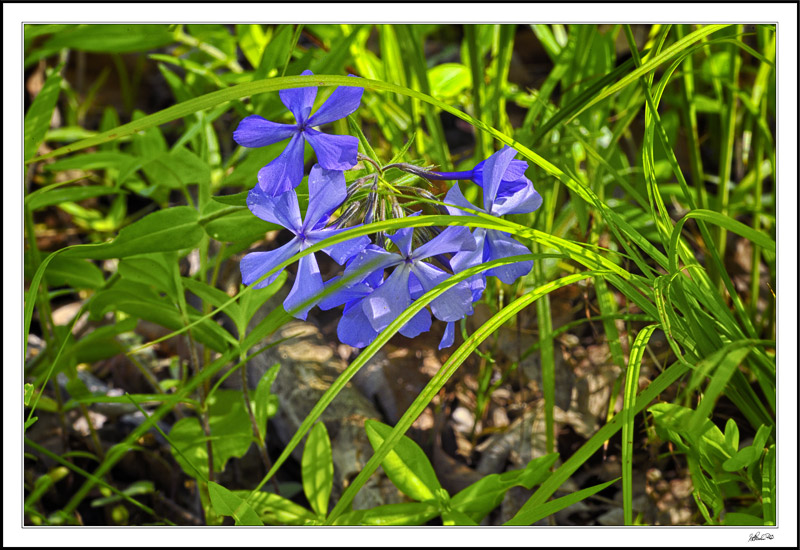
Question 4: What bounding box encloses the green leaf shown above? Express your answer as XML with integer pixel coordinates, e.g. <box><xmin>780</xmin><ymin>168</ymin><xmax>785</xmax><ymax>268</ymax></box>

<box><xmin>182</xmin><ymin>277</ymin><xmax>241</xmax><ymax>322</ymax></box>
<box><xmin>168</xmin><ymin>390</ymin><xmax>253</xmax><ymax>479</ymax></box>
<box><xmin>441</xmin><ymin>508</ymin><xmax>479</xmax><ymax>526</ymax></box>
<box><xmin>208</xmin><ymin>482</ymin><xmax>264</xmax><ymax>526</ymax></box>
<box><xmin>364</xmin><ymin>419</ymin><xmax>441</xmax><ymax>502</ymax></box>
<box><xmin>118</xmin><ymin>254</ymin><xmax>178</xmax><ymax>302</ymax></box>
<box><xmin>25</xmin><ymin>67</ymin><xmax>63</xmax><ymax>162</ymax></box>
<box><xmin>211</xmin><ymin>191</ymin><xmax>249</xmax><ymax>207</ymax></box>
<box><xmin>342</xmin><ymin>501</ymin><xmax>440</xmax><ymax>526</ymax></box>
<box><xmin>24</xmin><ymin>417</ymin><xmax>39</xmax><ymax>430</ymax></box>
<box><xmin>724</xmin><ymin>418</ymin><xmax>740</xmax><ymax>454</ymax></box>
<box><xmin>42</xmin><ymin>256</ymin><xmax>105</xmax><ymax>290</ymax></box>
<box><xmin>504</xmin><ymin>479</ymin><xmax>618</xmax><ymax>525</ymax></box>
<box><xmin>234</xmin><ymin>490</ymin><xmax>315</xmax><ymax>526</ymax></box>
<box><xmin>34</xmin><ymin>24</ymin><xmax>174</xmax><ymax>57</ymax></box>
<box><xmin>141</xmin><ymin>147</ymin><xmax>211</xmax><ymax>190</ymax></box>
<box><xmin>302</xmin><ymin>422</ymin><xmax>334</xmax><ymax>519</ymax></box>
<box><xmin>428</xmin><ymin>63</ymin><xmax>471</xmax><ymax>99</ymax></box>
<box><xmin>45</xmin><ymin>151</ymin><xmax>135</xmax><ymax>173</ymax></box>
<box><xmin>451</xmin><ymin>453</ymin><xmax>558</xmax><ymax>523</ymax></box>
<box><xmin>240</xmin><ymin>272</ymin><xmax>288</xmax><ymax>330</ymax></box>
<box><xmin>723</xmin><ymin>512</ymin><xmax>763</xmax><ymax>526</ymax></box>
<box><xmin>24</xmin><ymin>384</ymin><xmax>34</xmax><ymax>407</ymax></box>
<box><xmin>26</xmin><ymin>186</ymin><xmax>124</xmax><ymax>212</ymax></box>
<box><xmin>63</xmin><ymin>206</ymin><xmax>204</xmax><ymax>260</ymax></box>
<box><xmin>89</xmin><ymin>284</ymin><xmax>231</xmax><ymax>353</ymax></box>
<box><xmin>253</xmin><ymin>363</ymin><xmax>281</xmax><ymax>442</ymax></box>
<box><xmin>201</xmin><ymin>201</ymin><xmax>279</xmax><ymax>243</ymax></box>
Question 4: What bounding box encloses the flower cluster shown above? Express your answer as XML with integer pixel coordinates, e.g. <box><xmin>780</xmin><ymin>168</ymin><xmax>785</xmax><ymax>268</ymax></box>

<box><xmin>235</xmin><ymin>72</ymin><xmax>542</xmax><ymax>350</ymax></box>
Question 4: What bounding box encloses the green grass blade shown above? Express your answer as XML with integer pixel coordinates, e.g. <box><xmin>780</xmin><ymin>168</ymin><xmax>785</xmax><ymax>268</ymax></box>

<box><xmin>622</xmin><ymin>325</ymin><xmax>658</xmax><ymax>525</ymax></box>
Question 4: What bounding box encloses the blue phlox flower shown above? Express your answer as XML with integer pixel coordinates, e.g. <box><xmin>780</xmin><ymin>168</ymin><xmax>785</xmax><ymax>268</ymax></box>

<box><xmin>318</xmin><ymin>246</ymin><xmax>432</xmax><ymax>348</ymax></box>
<box><xmin>240</xmin><ymin>164</ymin><xmax>370</xmax><ymax>320</ymax></box>
<box><xmin>443</xmin><ymin>146</ymin><xmax>543</xmax><ymax>286</ymax></box>
<box><xmin>233</xmin><ymin>70</ymin><xmax>364</xmax><ymax>197</ymax></box>
<box><xmin>341</xmin><ymin>226</ymin><xmax>477</xmax><ymax>342</ymax></box>
<box><xmin>427</xmin><ymin>146</ymin><xmax>542</xmax><ymax>209</ymax></box>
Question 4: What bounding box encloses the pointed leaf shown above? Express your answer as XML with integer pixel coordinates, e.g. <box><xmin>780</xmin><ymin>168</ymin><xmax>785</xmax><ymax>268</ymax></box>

<box><xmin>301</xmin><ymin>422</ymin><xmax>334</xmax><ymax>519</ymax></box>
<box><xmin>208</xmin><ymin>482</ymin><xmax>264</xmax><ymax>526</ymax></box>
<box><xmin>365</xmin><ymin>419</ymin><xmax>441</xmax><ymax>502</ymax></box>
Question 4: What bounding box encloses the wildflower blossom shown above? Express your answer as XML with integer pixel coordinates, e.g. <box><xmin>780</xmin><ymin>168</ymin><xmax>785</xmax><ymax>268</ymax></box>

<box><xmin>339</xmin><ymin>226</ymin><xmax>477</xmax><ymax>348</ymax></box>
<box><xmin>233</xmin><ymin>70</ymin><xmax>363</xmax><ymax>196</ymax></box>
<box><xmin>240</xmin><ymin>164</ymin><xmax>370</xmax><ymax>319</ymax></box>
<box><xmin>443</xmin><ymin>146</ymin><xmax>543</xmax><ymax>286</ymax></box>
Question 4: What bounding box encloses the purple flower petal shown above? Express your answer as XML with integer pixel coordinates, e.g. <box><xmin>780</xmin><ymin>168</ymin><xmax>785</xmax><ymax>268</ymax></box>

<box><xmin>398</xmin><ymin>307</ymin><xmax>432</xmax><ymax>339</ymax></box>
<box><xmin>337</xmin><ymin>299</ymin><xmax>379</xmax><ymax>348</ymax></box>
<box><xmin>318</xmin><ymin>276</ymin><xmax>375</xmax><ymax>311</ymax></box>
<box><xmin>439</xmin><ymin>321</ymin><xmax>456</xmax><ymax>349</ymax></box>
<box><xmin>491</xmin><ymin>179</ymin><xmax>543</xmax><ymax>216</ymax></box>
<box><xmin>240</xmin><ymin>238</ymin><xmax>302</xmax><ymax>289</ymax></box>
<box><xmin>233</xmin><ymin>115</ymin><xmax>298</xmax><ymax>148</ymax></box>
<box><xmin>481</xmin><ymin>146</ymin><xmax>518</xmax><ymax>212</ymax></box>
<box><xmin>485</xmin><ymin>230</ymin><xmax>533</xmax><ymax>284</ymax></box>
<box><xmin>410</xmin><ymin>261</ymin><xmax>474</xmax><ymax>322</ymax></box>
<box><xmin>344</xmin><ymin>246</ymin><xmax>401</xmax><ymax>283</ymax></box>
<box><xmin>450</xmin><ymin>227</ymin><xmax>487</xmax><ymax>274</ymax></box>
<box><xmin>307</xmin><ymin>78</ymin><xmax>364</xmax><ymax>127</ymax></box>
<box><xmin>247</xmin><ymin>186</ymin><xmax>302</xmax><ymax>233</ymax></box>
<box><xmin>414</xmin><ymin>226</ymin><xmax>476</xmax><ymax>261</ymax></box>
<box><xmin>279</xmin><ymin>69</ymin><xmax>317</xmax><ymax>124</ymax></box>
<box><xmin>472</xmin><ymin>157</ymin><xmax>528</xmax><ymax>187</ymax></box>
<box><xmin>303</xmin><ymin>164</ymin><xmax>346</xmax><ymax>232</ymax></box>
<box><xmin>303</xmin><ymin>129</ymin><xmax>359</xmax><ymax>171</ymax></box>
<box><xmin>283</xmin><ymin>252</ymin><xmax>324</xmax><ymax>320</ymax></box>
<box><xmin>361</xmin><ymin>264</ymin><xmax>412</xmax><ymax>332</ymax></box>
<box><xmin>256</xmin><ymin>133</ymin><xmax>306</xmax><ymax>196</ymax></box>
<box><xmin>307</xmin><ymin>227</ymin><xmax>371</xmax><ymax>265</ymax></box>
<box><xmin>388</xmin><ymin>226</ymin><xmax>415</xmax><ymax>258</ymax></box>
<box><xmin>443</xmin><ymin>183</ymin><xmax>484</xmax><ymax>217</ymax></box>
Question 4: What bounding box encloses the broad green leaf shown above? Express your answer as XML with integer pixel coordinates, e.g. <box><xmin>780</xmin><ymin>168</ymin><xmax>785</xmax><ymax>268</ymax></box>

<box><xmin>33</xmin><ymin>24</ymin><xmax>174</xmax><ymax>58</ymax></box>
<box><xmin>169</xmin><ymin>390</ymin><xmax>253</xmax><ymax>479</ymax></box>
<box><xmin>504</xmin><ymin>479</ymin><xmax>618</xmax><ymax>525</ymax></box>
<box><xmin>365</xmin><ymin>419</ymin><xmax>441</xmax><ymax>503</ymax></box>
<box><xmin>451</xmin><ymin>453</ymin><xmax>558</xmax><ymax>523</ymax></box>
<box><xmin>45</xmin><ymin>151</ymin><xmax>135</xmax><ymax>173</ymax></box>
<box><xmin>26</xmin><ymin>186</ymin><xmax>124</xmax><ymax>212</ymax></box>
<box><xmin>89</xmin><ymin>284</ymin><xmax>232</xmax><ymax>352</ymax></box>
<box><xmin>62</xmin><ymin>206</ymin><xmax>204</xmax><ymax>260</ymax></box>
<box><xmin>40</xmin><ymin>255</ymin><xmax>105</xmax><ymax>290</ymax></box>
<box><xmin>208</xmin><ymin>482</ymin><xmax>264</xmax><ymax>526</ymax></box>
<box><xmin>428</xmin><ymin>63</ymin><xmax>471</xmax><ymax>99</ymax></box>
<box><xmin>301</xmin><ymin>422</ymin><xmax>334</xmax><ymax>519</ymax></box>
<box><xmin>201</xmin><ymin>202</ymin><xmax>279</xmax><ymax>243</ymax></box>
<box><xmin>118</xmin><ymin>254</ymin><xmax>178</xmax><ymax>302</ymax></box>
<box><xmin>182</xmin><ymin>277</ymin><xmax>241</xmax><ymax>326</ymax></box>
<box><xmin>141</xmin><ymin>147</ymin><xmax>211</xmax><ymax>190</ymax></box>
<box><xmin>723</xmin><ymin>446</ymin><xmax>759</xmax><ymax>472</ymax></box>
<box><xmin>240</xmin><ymin>272</ymin><xmax>289</xmax><ymax>332</ymax></box>
<box><xmin>24</xmin><ymin>65</ymin><xmax>62</xmax><ymax>161</ymax></box>
<box><xmin>68</xmin><ymin>317</ymin><xmax>138</xmax><ymax>365</ymax></box>
<box><xmin>233</xmin><ymin>490</ymin><xmax>315</xmax><ymax>526</ymax></box>
<box><xmin>340</xmin><ymin>501</ymin><xmax>440</xmax><ymax>526</ymax></box>
<box><xmin>211</xmin><ymin>191</ymin><xmax>249</xmax><ymax>207</ymax></box>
